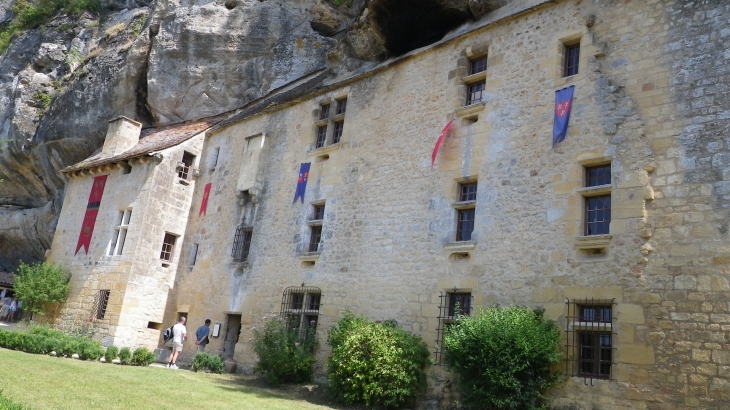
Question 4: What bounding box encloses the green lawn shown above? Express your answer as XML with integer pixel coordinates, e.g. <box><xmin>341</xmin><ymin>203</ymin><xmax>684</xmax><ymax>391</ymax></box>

<box><xmin>0</xmin><ymin>348</ymin><xmax>343</xmax><ymax>410</ymax></box>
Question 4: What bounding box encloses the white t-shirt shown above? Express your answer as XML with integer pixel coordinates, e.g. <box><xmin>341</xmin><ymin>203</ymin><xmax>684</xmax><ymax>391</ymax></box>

<box><xmin>172</xmin><ymin>323</ymin><xmax>187</xmax><ymax>344</ymax></box>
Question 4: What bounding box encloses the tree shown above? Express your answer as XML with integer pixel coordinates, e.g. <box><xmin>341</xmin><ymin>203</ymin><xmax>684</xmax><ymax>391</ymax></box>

<box><xmin>13</xmin><ymin>262</ymin><xmax>71</xmax><ymax>317</ymax></box>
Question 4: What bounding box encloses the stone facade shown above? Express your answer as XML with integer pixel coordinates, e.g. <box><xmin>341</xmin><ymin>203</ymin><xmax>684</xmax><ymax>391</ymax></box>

<box><xmin>47</xmin><ymin>0</ymin><xmax>730</xmax><ymax>408</ymax></box>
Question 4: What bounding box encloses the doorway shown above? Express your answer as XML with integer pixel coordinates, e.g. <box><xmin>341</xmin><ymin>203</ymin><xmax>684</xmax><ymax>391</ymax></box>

<box><xmin>223</xmin><ymin>314</ymin><xmax>241</xmax><ymax>360</ymax></box>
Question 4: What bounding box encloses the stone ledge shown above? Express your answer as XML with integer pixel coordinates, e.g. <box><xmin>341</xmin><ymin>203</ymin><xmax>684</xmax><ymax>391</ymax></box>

<box><xmin>454</xmin><ymin>103</ymin><xmax>485</xmax><ymax>118</ymax></box>
<box><xmin>574</xmin><ymin>235</ymin><xmax>611</xmax><ymax>250</ymax></box>
<box><xmin>443</xmin><ymin>241</ymin><xmax>476</xmax><ymax>252</ymax></box>
<box><xmin>451</xmin><ymin>200</ymin><xmax>476</xmax><ymax>210</ymax></box>
<box><xmin>307</xmin><ymin>143</ymin><xmax>341</xmax><ymax>157</ymax></box>
<box><xmin>577</xmin><ymin>184</ymin><xmax>612</xmax><ymax>197</ymax></box>
<box><xmin>307</xmin><ymin>219</ymin><xmax>324</xmax><ymax>226</ymax></box>
<box><xmin>298</xmin><ymin>252</ymin><xmax>321</xmax><ymax>261</ymax></box>
<box><xmin>461</xmin><ymin>71</ymin><xmax>487</xmax><ymax>84</ymax></box>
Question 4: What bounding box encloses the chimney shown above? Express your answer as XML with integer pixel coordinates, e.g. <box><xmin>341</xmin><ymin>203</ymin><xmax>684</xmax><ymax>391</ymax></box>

<box><xmin>101</xmin><ymin>117</ymin><xmax>142</xmax><ymax>158</ymax></box>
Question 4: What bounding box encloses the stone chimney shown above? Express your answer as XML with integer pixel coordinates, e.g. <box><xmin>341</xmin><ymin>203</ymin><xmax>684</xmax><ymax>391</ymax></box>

<box><xmin>101</xmin><ymin>117</ymin><xmax>142</xmax><ymax>158</ymax></box>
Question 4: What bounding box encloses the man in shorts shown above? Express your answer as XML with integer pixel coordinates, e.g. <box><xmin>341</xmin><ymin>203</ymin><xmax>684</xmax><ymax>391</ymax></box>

<box><xmin>168</xmin><ymin>316</ymin><xmax>187</xmax><ymax>369</ymax></box>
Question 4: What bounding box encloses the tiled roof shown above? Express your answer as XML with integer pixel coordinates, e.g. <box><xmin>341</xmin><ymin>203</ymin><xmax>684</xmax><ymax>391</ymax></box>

<box><xmin>0</xmin><ymin>272</ymin><xmax>14</xmax><ymax>286</ymax></box>
<box><xmin>62</xmin><ymin>119</ymin><xmax>219</xmax><ymax>173</ymax></box>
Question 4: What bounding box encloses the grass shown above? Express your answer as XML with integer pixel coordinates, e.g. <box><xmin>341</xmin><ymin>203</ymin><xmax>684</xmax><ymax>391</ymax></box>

<box><xmin>0</xmin><ymin>348</ymin><xmax>340</xmax><ymax>410</ymax></box>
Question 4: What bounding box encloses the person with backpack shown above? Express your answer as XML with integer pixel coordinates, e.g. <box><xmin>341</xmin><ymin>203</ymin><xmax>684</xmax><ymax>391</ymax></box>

<box><xmin>195</xmin><ymin>319</ymin><xmax>211</xmax><ymax>353</ymax></box>
<box><xmin>167</xmin><ymin>316</ymin><xmax>187</xmax><ymax>369</ymax></box>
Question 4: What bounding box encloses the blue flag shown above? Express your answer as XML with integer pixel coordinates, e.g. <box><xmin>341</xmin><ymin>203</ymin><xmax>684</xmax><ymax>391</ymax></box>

<box><xmin>293</xmin><ymin>162</ymin><xmax>311</xmax><ymax>204</ymax></box>
<box><xmin>553</xmin><ymin>85</ymin><xmax>575</xmax><ymax>147</ymax></box>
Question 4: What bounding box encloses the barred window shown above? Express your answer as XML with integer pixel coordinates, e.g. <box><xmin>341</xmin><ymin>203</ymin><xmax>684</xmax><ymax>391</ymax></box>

<box><xmin>280</xmin><ymin>286</ymin><xmax>322</xmax><ymax>339</ymax></box>
<box><xmin>232</xmin><ymin>225</ymin><xmax>253</xmax><ymax>262</ymax></box>
<box><xmin>94</xmin><ymin>289</ymin><xmax>111</xmax><ymax>320</ymax></box>
<box><xmin>566</xmin><ymin>299</ymin><xmax>615</xmax><ymax>383</ymax></box>
<box><xmin>435</xmin><ymin>290</ymin><xmax>474</xmax><ymax>364</ymax></box>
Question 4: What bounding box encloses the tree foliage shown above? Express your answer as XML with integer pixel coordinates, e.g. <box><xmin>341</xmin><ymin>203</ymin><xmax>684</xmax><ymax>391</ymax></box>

<box><xmin>13</xmin><ymin>262</ymin><xmax>71</xmax><ymax>316</ymax></box>
<box><xmin>252</xmin><ymin>315</ymin><xmax>316</xmax><ymax>386</ymax></box>
<box><xmin>444</xmin><ymin>306</ymin><xmax>563</xmax><ymax>410</ymax></box>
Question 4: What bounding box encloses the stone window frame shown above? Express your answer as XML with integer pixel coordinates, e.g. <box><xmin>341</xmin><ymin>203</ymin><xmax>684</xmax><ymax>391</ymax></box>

<box><xmin>565</xmin><ymin>298</ymin><xmax>616</xmax><ymax>383</ymax></box>
<box><xmin>209</xmin><ymin>147</ymin><xmax>220</xmax><ymax>171</ymax></box>
<box><xmin>187</xmin><ymin>243</ymin><xmax>199</xmax><ymax>267</ymax></box>
<box><xmin>280</xmin><ymin>285</ymin><xmax>322</xmax><ymax>340</ymax></box>
<box><xmin>575</xmin><ymin>159</ymin><xmax>612</xmax><ymax>253</ymax></box>
<box><xmin>445</xmin><ymin>177</ymin><xmax>478</xmax><ymax>254</ymax></box>
<box><xmin>160</xmin><ymin>232</ymin><xmax>179</xmax><ymax>265</ymax></box>
<box><xmin>553</xmin><ymin>28</ymin><xmax>605</xmax><ymax>87</ymax></box>
<box><xmin>434</xmin><ymin>288</ymin><xmax>475</xmax><ymax>364</ymax></box>
<box><xmin>94</xmin><ymin>289</ymin><xmax>111</xmax><ymax>320</ymax></box>
<box><xmin>232</xmin><ymin>225</ymin><xmax>253</xmax><ymax>263</ymax></box>
<box><xmin>450</xmin><ymin>43</ymin><xmax>491</xmax><ymax>123</ymax></box>
<box><xmin>307</xmin><ymin>201</ymin><xmax>325</xmax><ymax>253</ymax></box>
<box><xmin>108</xmin><ymin>208</ymin><xmax>132</xmax><ymax>256</ymax></box>
<box><xmin>309</xmin><ymin>91</ymin><xmax>349</xmax><ymax>158</ymax></box>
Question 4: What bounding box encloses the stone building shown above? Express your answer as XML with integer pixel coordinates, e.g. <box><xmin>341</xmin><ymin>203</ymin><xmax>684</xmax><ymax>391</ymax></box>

<box><xmin>47</xmin><ymin>0</ymin><xmax>730</xmax><ymax>408</ymax></box>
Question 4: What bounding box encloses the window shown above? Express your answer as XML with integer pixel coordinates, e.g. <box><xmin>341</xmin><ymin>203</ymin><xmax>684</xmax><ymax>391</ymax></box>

<box><xmin>584</xmin><ymin>165</ymin><xmax>611</xmax><ymax>236</ymax></box>
<box><xmin>455</xmin><ymin>182</ymin><xmax>477</xmax><ymax>242</ymax></box>
<box><xmin>231</xmin><ymin>225</ymin><xmax>253</xmax><ymax>262</ymax></box>
<box><xmin>435</xmin><ymin>290</ymin><xmax>473</xmax><ymax>363</ymax></box>
<box><xmin>280</xmin><ymin>286</ymin><xmax>322</xmax><ymax>339</ymax></box>
<box><xmin>109</xmin><ymin>209</ymin><xmax>132</xmax><ymax>256</ymax></box>
<box><xmin>160</xmin><ymin>233</ymin><xmax>177</xmax><ymax>262</ymax></box>
<box><xmin>566</xmin><ymin>300</ymin><xmax>614</xmax><ymax>382</ymax></box>
<box><xmin>188</xmin><ymin>243</ymin><xmax>199</xmax><ymax>266</ymax></box>
<box><xmin>564</xmin><ymin>43</ymin><xmax>580</xmax><ymax>77</ymax></box>
<box><xmin>178</xmin><ymin>152</ymin><xmax>196</xmax><ymax>180</ymax></box>
<box><xmin>95</xmin><ymin>289</ymin><xmax>110</xmax><ymax>320</ymax></box>
<box><xmin>312</xmin><ymin>95</ymin><xmax>348</xmax><ymax>150</ymax></box>
<box><xmin>210</xmin><ymin>147</ymin><xmax>220</xmax><ymax>169</ymax></box>
<box><xmin>466</xmin><ymin>83</ymin><xmax>485</xmax><ymax>105</ymax></box>
<box><xmin>463</xmin><ymin>56</ymin><xmax>487</xmax><ymax>106</ymax></box>
<box><xmin>308</xmin><ymin>203</ymin><xmax>325</xmax><ymax>253</ymax></box>
<box><xmin>312</xmin><ymin>204</ymin><xmax>325</xmax><ymax>221</ymax></box>
<box><xmin>309</xmin><ymin>226</ymin><xmax>322</xmax><ymax>252</ymax></box>
<box><xmin>470</xmin><ymin>56</ymin><xmax>487</xmax><ymax>75</ymax></box>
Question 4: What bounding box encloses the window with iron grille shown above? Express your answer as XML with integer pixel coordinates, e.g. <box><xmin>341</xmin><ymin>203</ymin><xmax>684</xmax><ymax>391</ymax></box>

<box><xmin>564</xmin><ymin>43</ymin><xmax>580</xmax><ymax>77</ymax></box>
<box><xmin>109</xmin><ymin>209</ymin><xmax>132</xmax><ymax>256</ymax></box>
<box><xmin>335</xmin><ymin>98</ymin><xmax>347</xmax><ymax>115</ymax></box>
<box><xmin>565</xmin><ymin>299</ymin><xmax>615</xmax><ymax>383</ymax></box>
<box><xmin>231</xmin><ymin>225</ymin><xmax>253</xmax><ymax>262</ymax></box>
<box><xmin>178</xmin><ymin>151</ymin><xmax>196</xmax><ymax>180</ymax></box>
<box><xmin>95</xmin><ymin>289</ymin><xmax>111</xmax><ymax>320</ymax></box>
<box><xmin>435</xmin><ymin>290</ymin><xmax>474</xmax><ymax>364</ymax></box>
<box><xmin>470</xmin><ymin>56</ymin><xmax>487</xmax><ymax>75</ymax></box>
<box><xmin>280</xmin><ymin>286</ymin><xmax>322</xmax><ymax>340</ymax></box>
<box><xmin>319</xmin><ymin>103</ymin><xmax>330</xmax><ymax>120</ymax></box>
<box><xmin>332</xmin><ymin>121</ymin><xmax>344</xmax><ymax>144</ymax></box>
<box><xmin>466</xmin><ymin>82</ymin><xmax>485</xmax><ymax>105</ymax></box>
<box><xmin>160</xmin><ymin>233</ymin><xmax>177</xmax><ymax>262</ymax></box>
<box><xmin>584</xmin><ymin>164</ymin><xmax>611</xmax><ymax>236</ymax></box>
<box><xmin>316</xmin><ymin>125</ymin><xmax>328</xmax><ymax>149</ymax></box>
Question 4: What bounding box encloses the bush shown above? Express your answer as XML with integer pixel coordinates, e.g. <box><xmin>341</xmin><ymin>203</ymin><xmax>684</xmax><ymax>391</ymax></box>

<box><xmin>57</xmin><ymin>338</ymin><xmax>81</xmax><ymax>357</ymax></box>
<box><xmin>327</xmin><ymin>312</ymin><xmax>430</xmax><ymax>409</ymax></box>
<box><xmin>118</xmin><ymin>347</ymin><xmax>132</xmax><ymax>365</ymax></box>
<box><xmin>13</xmin><ymin>262</ymin><xmax>70</xmax><ymax>317</ymax></box>
<box><xmin>0</xmin><ymin>390</ymin><xmax>28</xmax><ymax>410</ymax></box>
<box><xmin>192</xmin><ymin>352</ymin><xmax>225</xmax><ymax>374</ymax></box>
<box><xmin>104</xmin><ymin>345</ymin><xmax>119</xmax><ymax>363</ymax></box>
<box><xmin>130</xmin><ymin>347</ymin><xmax>155</xmax><ymax>366</ymax></box>
<box><xmin>252</xmin><ymin>315</ymin><xmax>316</xmax><ymax>386</ymax></box>
<box><xmin>444</xmin><ymin>306</ymin><xmax>562</xmax><ymax>410</ymax></box>
<box><xmin>78</xmin><ymin>340</ymin><xmax>104</xmax><ymax>361</ymax></box>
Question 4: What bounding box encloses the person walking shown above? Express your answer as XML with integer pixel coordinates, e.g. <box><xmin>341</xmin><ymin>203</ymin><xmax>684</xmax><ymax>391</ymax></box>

<box><xmin>168</xmin><ymin>316</ymin><xmax>187</xmax><ymax>369</ymax></box>
<box><xmin>195</xmin><ymin>319</ymin><xmax>211</xmax><ymax>353</ymax></box>
<box><xmin>0</xmin><ymin>297</ymin><xmax>12</xmax><ymax>321</ymax></box>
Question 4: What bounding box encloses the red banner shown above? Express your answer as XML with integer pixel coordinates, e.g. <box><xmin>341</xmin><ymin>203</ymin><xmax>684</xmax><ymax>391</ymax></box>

<box><xmin>431</xmin><ymin>120</ymin><xmax>455</xmax><ymax>169</ymax></box>
<box><xmin>199</xmin><ymin>183</ymin><xmax>212</xmax><ymax>216</ymax></box>
<box><xmin>75</xmin><ymin>175</ymin><xmax>108</xmax><ymax>255</ymax></box>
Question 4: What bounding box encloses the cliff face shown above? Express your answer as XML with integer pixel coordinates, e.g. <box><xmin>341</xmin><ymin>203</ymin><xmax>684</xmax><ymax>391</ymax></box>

<box><xmin>0</xmin><ymin>0</ymin><xmax>508</xmax><ymax>271</ymax></box>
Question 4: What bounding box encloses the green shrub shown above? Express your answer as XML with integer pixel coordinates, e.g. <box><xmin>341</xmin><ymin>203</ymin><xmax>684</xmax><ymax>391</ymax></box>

<box><xmin>252</xmin><ymin>315</ymin><xmax>316</xmax><ymax>386</ymax></box>
<box><xmin>118</xmin><ymin>347</ymin><xmax>132</xmax><ymax>365</ymax></box>
<box><xmin>27</xmin><ymin>324</ymin><xmax>65</xmax><ymax>339</ymax></box>
<box><xmin>444</xmin><ymin>306</ymin><xmax>562</xmax><ymax>410</ymax></box>
<box><xmin>193</xmin><ymin>352</ymin><xmax>225</xmax><ymax>374</ymax></box>
<box><xmin>57</xmin><ymin>338</ymin><xmax>81</xmax><ymax>357</ymax></box>
<box><xmin>13</xmin><ymin>261</ymin><xmax>70</xmax><ymax>317</ymax></box>
<box><xmin>0</xmin><ymin>390</ymin><xmax>28</xmax><ymax>410</ymax></box>
<box><xmin>327</xmin><ymin>312</ymin><xmax>430</xmax><ymax>409</ymax></box>
<box><xmin>104</xmin><ymin>345</ymin><xmax>119</xmax><ymax>362</ymax></box>
<box><xmin>21</xmin><ymin>334</ymin><xmax>52</xmax><ymax>354</ymax></box>
<box><xmin>78</xmin><ymin>340</ymin><xmax>104</xmax><ymax>361</ymax></box>
<box><xmin>131</xmin><ymin>347</ymin><xmax>155</xmax><ymax>366</ymax></box>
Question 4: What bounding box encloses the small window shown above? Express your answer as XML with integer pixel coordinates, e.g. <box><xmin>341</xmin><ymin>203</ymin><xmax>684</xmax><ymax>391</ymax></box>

<box><xmin>316</xmin><ymin>125</ymin><xmax>328</xmax><ymax>149</ymax></box>
<box><xmin>469</xmin><ymin>56</ymin><xmax>487</xmax><ymax>75</ymax></box>
<box><xmin>309</xmin><ymin>225</ymin><xmax>322</xmax><ymax>252</ymax></box>
<box><xmin>280</xmin><ymin>286</ymin><xmax>322</xmax><ymax>340</ymax></box>
<box><xmin>448</xmin><ymin>292</ymin><xmax>471</xmax><ymax>317</ymax></box>
<box><xmin>160</xmin><ymin>233</ymin><xmax>177</xmax><ymax>262</ymax></box>
<box><xmin>566</xmin><ymin>301</ymin><xmax>614</xmax><ymax>381</ymax></box>
<box><xmin>456</xmin><ymin>209</ymin><xmax>475</xmax><ymax>241</ymax></box>
<box><xmin>109</xmin><ymin>209</ymin><xmax>132</xmax><ymax>256</ymax></box>
<box><xmin>188</xmin><ymin>243</ymin><xmax>199</xmax><ymax>266</ymax></box>
<box><xmin>435</xmin><ymin>290</ymin><xmax>474</xmax><ymax>363</ymax></box>
<box><xmin>178</xmin><ymin>151</ymin><xmax>196</xmax><ymax>180</ymax></box>
<box><xmin>332</xmin><ymin>121</ymin><xmax>344</xmax><ymax>144</ymax></box>
<box><xmin>232</xmin><ymin>225</ymin><xmax>253</xmax><ymax>262</ymax></box>
<box><xmin>210</xmin><ymin>147</ymin><xmax>220</xmax><ymax>169</ymax></box>
<box><xmin>466</xmin><ymin>83</ymin><xmax>485</xmax><ymax>105</ymax></box>
<box><xmin>459</xmin><ymin>182</ymin><xmax>477</xmax><ymax>202</ymax></box>
<box><xmin>564</xmin><ymin>43</ymin><xmax>580</xmax><ymax>77</ymax></box>
<box><xmin>319</xmin><ymin>103</ymin><xmax>330</xmax><ymax>120</ymax></box>
<box><xmin>312</xmin><ymin>204</ymin><xmax>325</xmax><ymax>221</ymax></box>
<box><xmin>96</xmin><ymin>289</ymin><xmax>110</xmax><ymax>320</ymax></box>
<box><xmin>335</xmin><ymin>98</ymin><xmax>347</xmax><ymax>115</ymax></box>
<box><xmin>584</xmin><ymin>165</ymin><xmax>611</xmax><ymax>236</ymax></box>
<box><xmin>586</xmin><ymin>165</ymin><xmax>611</xmax><ymax>187</ymax></box>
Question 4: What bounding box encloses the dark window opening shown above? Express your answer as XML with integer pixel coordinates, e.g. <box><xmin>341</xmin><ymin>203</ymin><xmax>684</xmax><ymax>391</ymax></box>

<box><xmin>313</xmin><ymin>204</ymin><xmax>325</xmax><ymax>221</ymax></box>
<box><xmin>459</xmin><ymin>182</ymin><xmax>477</xmax><ymax>202</ymax></box>
<box><xmin>566</xmin><ymin>299</ymin><xmax>615</xmax><ymax>383</ymax></box>
<box><xmin>280</xmin><ymin>286</ymin><xmax>323</xmax><ymax>341</ymax></box>
<box><xmin>466</xmin><ymin>82</ymin><xmax>485</xmax><ymax>105</ymax></box>
<box><xmin>309</xmin><ymin>225</ymin><xmax>322</xmax><ymax>252</ymax></box>
<box><xmin>564</xmin><ymin>43</ymin><xmax>580</xmax><ymax>77</ymax></box>
<box><xmin>470</xmin><ymin>57</ymin><xmax>487</xmax><ymax>75</ymax></box>
<box><xmin>178</xmin><ymin>152</ymin><xmax>195</xmax><ymax>180</ymax></box>
<box><xmin>319</xmin><ymin>103</ymin><xmax>330</xmax><ymax>120</ymax></box>
<box><xmin>335</xmin><ymin>98</ymin><xmax>347</xmax><ymax>115</ymax></box>
<box><xmin>332</xmin><ymin>121</ymin><xmax>344</xmax><ymax>144</ymax></box>
<box><xmin>160</xmin><ymin>233</ymin><xmax>177</xmax><ymax>261</ymax></box>
<box><xmin>586</xmin><ymin>165</ymin><xmax>611</xmax><ymax>187</ymax></box>
<box><xmin>585</xmin><ymin>195</ymin><xmax>611</xmax><ymax>235</ymax></box>
<box><xmin>316</xmin><ymin>126</ymin><xmax>328</xmax><ymax>149</ymax></box>
<box><xmin>232</xmin><ymin>225</ymin><xmax>253</xmax><ymax>262</ymax></box>
<box><xmin>457</xmin><ymin>209</ymin><xmax>475</xmax><ymax>241</ymax></box>
<box><xmin>95</xmin><ymin>289</ymin><xmax>110</xmax><ymax>320</ymax></box>
<box><xmin>435</xmin><ymin>291</ymin><xmax>474</xmax><ymax>364</ymax></box>
<box><xmin>448</xmin><ymin>292</ymin><xmax>471</xmax><ymax>317</ymax></box>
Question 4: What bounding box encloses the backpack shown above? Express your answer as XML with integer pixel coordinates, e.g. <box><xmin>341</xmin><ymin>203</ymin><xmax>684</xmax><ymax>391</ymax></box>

<box><xmin>163</xmin><ymin>326</ymin><xmax>174</xmax><ymax>343</ymax></box>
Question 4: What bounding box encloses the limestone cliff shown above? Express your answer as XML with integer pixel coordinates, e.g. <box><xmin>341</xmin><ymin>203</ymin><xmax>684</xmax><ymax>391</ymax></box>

<box><xmin>0</xmin><ymin>0</ymin><xmax>510</xmax><ymax>271</ymax></box>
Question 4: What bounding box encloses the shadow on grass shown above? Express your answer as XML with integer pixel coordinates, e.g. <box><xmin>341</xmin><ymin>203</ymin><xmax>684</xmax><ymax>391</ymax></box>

<box><xmin>212</xmin><ymin>375</ymin><xmax>365</xmax><ymax>410</ymax></box>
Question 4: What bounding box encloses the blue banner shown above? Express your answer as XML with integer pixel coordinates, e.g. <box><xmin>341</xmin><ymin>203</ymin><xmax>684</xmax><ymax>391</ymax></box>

<box><xmin>553</xmin><ymin>85</ymin><xmax>575</xmax><ymax>147</ymax></box>
<box><xmin>293</xmin><ymin>162</ymin><xmax>311</xmax><ymax>204</ymax></box>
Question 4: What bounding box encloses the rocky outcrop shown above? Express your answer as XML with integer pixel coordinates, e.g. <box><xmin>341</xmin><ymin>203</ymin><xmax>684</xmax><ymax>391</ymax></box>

<box><xmin>0</xmin><ymin>0</ymin><xmax>514</xmax><ymax>271</ymax></box>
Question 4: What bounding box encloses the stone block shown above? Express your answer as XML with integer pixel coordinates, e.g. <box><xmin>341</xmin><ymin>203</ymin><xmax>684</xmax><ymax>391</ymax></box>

<box><xmin>532</xmin><ymin>287</ymin><xmax>561</xmax><ymax>303</ymax></box>
<box><xmin>617</xmin><ymin>304</ymin><xmax>645</xmax><ymax>324</ymax></box>
<box><xmin>618</xmin><ymin>344</ymin><xmax>655</xmax><ymax>364</ymax></box>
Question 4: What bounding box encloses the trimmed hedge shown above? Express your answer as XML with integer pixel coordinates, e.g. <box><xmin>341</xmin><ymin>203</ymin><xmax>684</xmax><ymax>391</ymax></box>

<box><xmin>0</xmin><ymin>328</ymin><xmax>102</xmax><ymax>360</ymax></box>
<box><xmin>193</xmin><ymin>352</ymin><xmax>225</xmax><ymax>374</ymax></box>
<box><xmin>131</xmin><ymin>347</ymin><xmax>156</xmax><ymax>366</ymax></box>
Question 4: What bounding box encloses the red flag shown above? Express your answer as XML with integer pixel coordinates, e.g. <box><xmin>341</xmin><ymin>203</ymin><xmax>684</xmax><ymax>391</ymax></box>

<box><xmin>199</xmin><ymin>183</ymin><xmax>212</xmax><ymax>216</ymax></box>
<box><xmin>431</xmin><ymin>120</ymin><xmax>455</xmax><ymax>169</ymax></box>
<box><xmin>75</xmin><ymin>175</ymin><xmax>108</xmax><ymax>255</ymax></box>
